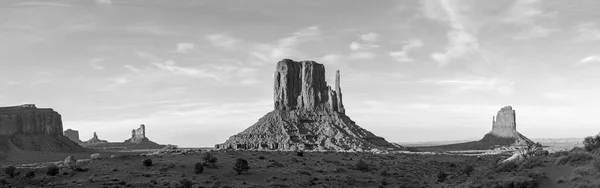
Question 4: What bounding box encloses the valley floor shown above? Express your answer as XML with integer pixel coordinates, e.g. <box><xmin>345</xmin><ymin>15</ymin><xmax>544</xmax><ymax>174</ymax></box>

<box><xmin>1</xmin><ymin>149</ymin><xmax>600</xmax><ymax>188</ymax></box>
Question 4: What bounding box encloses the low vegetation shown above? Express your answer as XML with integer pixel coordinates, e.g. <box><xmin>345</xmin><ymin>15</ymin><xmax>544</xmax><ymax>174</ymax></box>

<box><xmin>46</xmin><ymin>164</ymin><xmax>59</xmax><ymax>176</ymax></box>
<box><xmin>583</xmin><ymin>135</ymin><xmax>600</xmax><ymax>152</ymax></box>
<box><xmin>233</xmin><ymin>158</ymin><xmax>249</xmax><ymax>175</ymax></box>
<box><xmin>143</xmin><ymin>158</ymin><xmax>153</xmax><ymax>166</ymax></box>
<box><xmin>194</xmin><ymin>162</ymin><xmax>204</xmax><ymax>174</ymax></box>
<box><xmin>4</xmin><ymin>166</ymin><xmax>16</xmax><ymax>178</ymax></box>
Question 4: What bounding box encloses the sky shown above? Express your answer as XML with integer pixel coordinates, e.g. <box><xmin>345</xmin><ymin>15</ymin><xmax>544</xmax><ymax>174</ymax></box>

<box><xmin>0</xmin><ymin>0</ymin><xmax>599</xmax><ymax>147</ymax></box>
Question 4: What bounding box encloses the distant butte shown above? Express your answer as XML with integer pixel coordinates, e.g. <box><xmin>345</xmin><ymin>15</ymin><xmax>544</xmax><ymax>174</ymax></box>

<box><xmin>0</xmin><ymin>104</ymin><xmax>84</xmax><ymax>156</ymax></box>
<box><xmin>215</xmin><ymin>59</ymin><xmax>406</xmax><ymax>151</ymax></box>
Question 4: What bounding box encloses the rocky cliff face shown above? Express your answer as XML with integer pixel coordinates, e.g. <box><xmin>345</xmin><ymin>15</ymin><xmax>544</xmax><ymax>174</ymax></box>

<box><xmin>124</xmin><ymin>124</ymin><xmax>156</xmax><ymax>144</ymax></box>
<box><xmin>274</xmin><ymin>59</ymin><xmax>345</xmax><ymax>113</ymax></box>
<box><xmin>483</xmin><ymin>106</ymin><xmax>533</xmax><ymax>147</ymax></box>
<box><xmin>0</xmin><ymin>104</ymin><xmax>84</xmax><ymax>153</ymax></box>
<box><xmin>0</xmin><ymin>104</ymin><xmax>63</xmax><ymax>136</ymax></box>
<box><xmin>216</xmin><ymin>59</ymin><xmax>404</xmax><ymax>151</ymax></box>
<box><xmin>63</xmin><ymin>129</ymin><xmax>82</xmax><ymax>143</ymax></box>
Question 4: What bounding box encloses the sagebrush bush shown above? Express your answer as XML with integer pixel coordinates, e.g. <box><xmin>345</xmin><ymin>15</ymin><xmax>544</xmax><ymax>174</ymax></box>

<box><xmin>355</xmin><ymin>159</ymin><xmax>370</xmax><ymax>172</ymax></box>
<box><xmin>180</xmin><ymin>179</ymin><xmax>193</xmax><ymax>188</ymax></box>
<box><xmin>556</xmin><ymin>152</ymin><xmax>594</xmax><ymax>166</ymax></box>
<box><xmin>194</xmin><ymin>162</ymin><xmax>203</xmax><ymax>174</ymax></box>
<box><xmin>436</xmin><ymin>171</ymin><xmax>448</xmax><ymax>182</ymax></box>
<box><xmin>4</xmin><ymin>166</ymin><xmax>16</xmax><ymax>178</ymax></box>
<box><xmin>46</xmin><ymin>164</ymin><xmax>59</xmax><ymax>176</ymax></box>
<box><xmin>202</xmin><ymin>153</ymin><xmax>217</xmax><ymax>167</ymax></box>
<box><xmin>143</xmin><ymin>159</ymin><xmax>153</xmax><ymax>166</ymax></box>
<box><xmin>593</xmin><ymin>159</ymin><xmax>600</xmax><ymax>171</ymax></box>
<box><xmin>25</xmin><ymin>171</ymin><xmax>35</xmax><ymax>178</ymax></box>
<box><xmin>493</xmin><ymin>161</ymin><xmax>519</xmax><ymax>173</ymax></box>
<box><xmin>583</xmin><ymin>135</ymin><xmax>600</xmax><ymax>152</ymax></box>
<box><xmin>233</xmin><ymin>158</ymin><xmax>250</xmax><ymax>175</ymax></box>
<box><xmin>461</xmin><ymin>165</ymin><xmax>474</xmax><ymax>176</ymax></box>
<box><xmin>519</xmin><ymin>156</ymin><xmax>546</xmax><ymax>169</ymax></box>
<box><xmin>296</xmin><ymin>151</ymin><xmax>304</xmax><ymax>157</ymax></box>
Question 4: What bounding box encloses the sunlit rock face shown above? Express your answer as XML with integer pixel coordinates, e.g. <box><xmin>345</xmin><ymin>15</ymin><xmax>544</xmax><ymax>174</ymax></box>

<box><xmin>0</xmin><ymin>104</ymin><xmax>84</xmax><ymax>153</ymax></box>
<box><xmin>482</xmin><ymin>106</ymin><xmax>534</xmax><ymax>147</ymax></box>
<box><xmin>216</xmin><ymin>59</ymin><xmax>405</xmax><ymax>151</ymax></box>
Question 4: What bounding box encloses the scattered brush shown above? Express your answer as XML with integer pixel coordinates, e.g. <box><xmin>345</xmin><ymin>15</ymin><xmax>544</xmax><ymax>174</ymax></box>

<box><xmin>143</xmin><ymin>159</ymin><xmax>153</xmax><ymax>167</ymax></box>
<box><xmin>4</xmin><ymin>166</ymin><xmax>16</xmax><ymax>178</ymax></box>
<box><xmin>46</xmin><ymin>164</ymin><xmax>59</xmax><ymax>176</ymax></box>
<box><xmin>194</xmin><ymin>162</ymin><xmax>203</xmax><ymax>174</ymax></box>
<box><xmin>233</xmin><ymin>158</ymin><xmax>250</xmax><ymax>175</ymax></box>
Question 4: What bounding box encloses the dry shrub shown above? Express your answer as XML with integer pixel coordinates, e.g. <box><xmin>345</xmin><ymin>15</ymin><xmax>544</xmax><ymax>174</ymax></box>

<box><xmin>556</xmin><ymin>152</ymin><xmax>594</xmax><ymax>166</ymax></box>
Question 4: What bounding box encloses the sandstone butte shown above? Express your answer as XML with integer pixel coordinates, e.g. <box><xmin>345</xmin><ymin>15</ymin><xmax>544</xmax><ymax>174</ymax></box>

<box><xmin>0</xmin><ymin>104</ymin><xmax>84</xmax><ymax>156</ymax></box>
<box><xmin>63</xmin><ymin>129</ymin><xmax>82</xmax><ymax>144</ymax></box>
<box><xmin>124</xmin><ymin>124</ymin><xmax>158</xmax><ymax>145</ymax></box>
<box><xmin>215</xmin><ymin>59</ymin><xmax>406</xmax><ymax>152</ymax></box>
<box><xmin>421</xmin><ymin>106</ymin><xmax>535</xmax><ymax>151</ymax></box>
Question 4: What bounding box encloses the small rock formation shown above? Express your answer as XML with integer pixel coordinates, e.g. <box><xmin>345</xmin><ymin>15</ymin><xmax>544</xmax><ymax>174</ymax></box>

<box><xmin>63</xmin><ymin>129</ymin><xmax>82</xmax><ymax>144</ymax></box>
<box><xmin>0</xmin><ymin>104</ymin><xmax>84</xmax><ymax>154</ymax></box>
<box><xmin>215</xmin><ymin>59</ymin><xmax>405</xmax><ymax>151</ymax></box>
<box><xmin>480</xmin><ymin>106</ymin><xmax>534</xmax><ymax>147</ymax></box>
<box><xmin>420</xmin><ymin>106</ymin><xmax>535</xmax><ymax>151</ymax></box>
<box><xmin>124</xmin><ymin>124</ymin><xmax>158</xmax><ymax>145</ymax></box>
<box><xmin>84</xmin><ymin>132</ymin><xmax>108</xmax><ymax>144</ymax></box>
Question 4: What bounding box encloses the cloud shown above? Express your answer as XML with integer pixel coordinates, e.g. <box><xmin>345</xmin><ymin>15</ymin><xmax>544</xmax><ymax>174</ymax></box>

<box><xmin>349</xmin><ymin>52</ymin><xmax>376</xmax><ymax>60</ymax></box>
<box><xmin>512</xmin><ymin>25</ymin><xmax>555</xmax><ymax>40</ymax></box>
<box><xmin>359</xmin><ymin>32</ymin><xmax>380</xmax><ymax>42</ymax></box>
<box><xmin>124</xmin><ymin>22</ymin><xmax>180</xmax><ymax>36</ymax></box>
<box><xmin>251</xmin><ymin>26</ymin><xmax>322</xmax><ymax>63</ymax></box>
<box><xmin>95</xmin><ymin>0</ymin><xmax>112</xmax><ymax>5</ymax></box>
<box><xmin>153</xmin><ymin>60</ymin><xmax>220</xmax><ymax>80</ymax></box>
<box><xmin>89</xmin><ymin>58</ymin><xmax>105</xmax><ymax>70</ymax></box>
<box><xmin>574</xmin><ymin>56</ymin><xmax>600</xmax><ymax>67</ymax></box>
<box><xmin>349</xmin><ymin>42</ymin><xmax>379</xmax><ymax>51</ymax></box>
<box><xmin>423</xmin><ymin>0</ymin><xmax>482</xmax><ymax>67</ymax></box>
<box><xmin>206</xmin><ymin>34</ymin><xmax>238</xmax><ymax>49</ymax></box>
<box><xmin>425</xmin><ymin>76</ymin><xmax>515</xmax><ymax>94</ymax></box>
<box><xmin>389</xmin><ymin>39</ymin><xmax>423</xmax><ymax>62</ymax></box>
<box><xmin>13</xmin><ymin>2</ymin><xmax>76</xmax><ymax>7</ymax></box>
<box><xmin>573</xmin><ymin>22</ymin><xmax>600</xmax><ymax>42</ymax></box>
<box><xmin>124</xmin><ymin>65</ymin><xmax>141</xmax><ymax>73</ymax></box>
<box><xmin>319</xmin><ymin>54</ymin><xmax>342</xmax><ymax>64</ymax></box>
<box><xmin>175</xmin><ymin>43</ymin><xmax>195</xmax><ymax>53</ymax></box>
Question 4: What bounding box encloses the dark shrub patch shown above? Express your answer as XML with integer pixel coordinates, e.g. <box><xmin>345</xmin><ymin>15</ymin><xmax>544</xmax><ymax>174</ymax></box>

<box><xmin>519</xmin><ymin>156</ymin><xmax>546</xmax><ymax>169</ymax></box>
<box><xmin>233</xmin><ymin>158</ymin><xmax>250</xmax><ymax>175</ymax></box>
<box><xmin>355</xmin><ymin>159</ymin><xmax>370</xmax><ymax>172</ymax></box>
<box><xmin>258</xmin><ymin>156</ymin><xmax>266</xmax><ymax>160</ymax></box>
<box><xmin>194</xmin><ymin>163</ymin><xmax>203</xmax><ymax>174</ymax></box>
<box><xmin>46</xmin><ymin>164</ymin><xmax>59</xmax><ymax>176</ymax></box>
<box><xmin>436</xmin><ymin>171</ymin><xmax>448</xmax><ymax>182</ymax></box>
<box><xmin>462</xmin><ymin>165</ymin><xmax>474</xmax><ymax>176</ymax></box>
<box><xmin>583</xmin><ymin>135</ymin><xmax>600</xmax><ymax>152</ymax></box>
<box><xmin>4</xmin><ymin>166</ymin><xmax>16</xmax><ymax>178</ymax></box>
<box><xmin>25</xmin><ymin>171</ymin><xmax>35</xmax><ymax>178</ymax></box>
<box><xmin>202</xmin><ymin>153</ymin><xmax>217</xmax><ymax>167</ymax></box>
<box><xmin>180</xmin><ymin>179</ymin><xmax>193</xmax><ymax>188</ymax></box>
<box><xmin>494</xmin><ymin>161</ymin><xmax>519</xmax><ymax>173</ymax></box>
<box><xmin>296</xmin><ymin>151</ymin><xmax>304</xmax><ymax>157</ymax></box>
<box><xmin>556</xmin><ymin>152</ymin><xmax>594</xmax><ymax>166</ymax></box>
<box><xmin>143</xmin><ymin>159</ymin><xmax>153</xmax><ymax>166</ymax></box>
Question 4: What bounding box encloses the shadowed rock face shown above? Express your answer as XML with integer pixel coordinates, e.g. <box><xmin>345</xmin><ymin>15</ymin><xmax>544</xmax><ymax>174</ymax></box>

<box><xmin>0</xmin><ymin>104</ymin><xmax>63</xmax><ymax>136</ymax></box>
<box><xmin>63</xmin><ymin>129</ymin><xmax>82</xmax><ymax>143</ymax></box>
<box><xmin>216</xmin><ymin>59</ymin><xmax>404</xmax><ymax>151</ymax></box>
<box><xmin>0</xmin><ymin>104</ymin><xmax>84</xmax><ymax>153</ymax></box>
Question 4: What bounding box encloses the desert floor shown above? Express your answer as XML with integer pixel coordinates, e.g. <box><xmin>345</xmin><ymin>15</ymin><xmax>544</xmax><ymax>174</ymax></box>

<box><xmin>2</xmin><ymin>148</ymin><xmax>600</xmax><ymax>188</ymax></box>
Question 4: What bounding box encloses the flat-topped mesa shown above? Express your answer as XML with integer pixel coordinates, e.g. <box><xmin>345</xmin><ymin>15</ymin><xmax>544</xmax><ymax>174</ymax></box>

<box><xmin>63</xmin><ymin>129</ymin><xmax>82</xmax><ymax>143</ymax></box>
<box><xmin>0</xmin><ymin>104</ymin><xmax>63</xmax><ymax>136</ymax></box>
<box><xmin>273</xmin><ymin>59</ymin><xmax>345</xmax><ymax>113</ymax></box>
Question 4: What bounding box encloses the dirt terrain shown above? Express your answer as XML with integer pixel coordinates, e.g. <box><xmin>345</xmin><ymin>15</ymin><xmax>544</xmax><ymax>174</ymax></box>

<box><xmin>2</xmin><ymin>148</ymin><xmax>600</xmax><ymax>188</ymax></box>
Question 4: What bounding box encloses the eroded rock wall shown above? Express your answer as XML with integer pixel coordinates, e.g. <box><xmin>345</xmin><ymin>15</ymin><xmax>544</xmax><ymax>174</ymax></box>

<box><xmin>0</xmin><ymin>104</ymin><xmax>63</xmax><ymax>136</ymax></box>
<box><xmin>125</xmin><ymin>124</ymin><xmax>149</xmax><ymax>144</ymax></box>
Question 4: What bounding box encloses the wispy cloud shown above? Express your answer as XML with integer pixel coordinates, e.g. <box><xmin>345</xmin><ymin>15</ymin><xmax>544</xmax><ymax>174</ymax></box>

<box><xmin>573</xmin><ymin>22</ymin><xmax>600</xmax><ymax>42</ymax></box>
<box><xmin>95</xmin><ymin>0</ymin><xmax>112</xmax><ymax>5</ymax></box>
<box><xmin>349</xmin><ymin>42</ymin><xmax>379</xmax><ymax>51</ymax></box>
<box><xmin>251</xmin><ymin>26</ymin><xmax>322</xmax><ymax>63</ymax></box>
<box><xmin>359</xmin><ymin>32</ymin><xmax>380</xmax><ymax>42</ymax></box>
<box><xmin>89</xmin><ymin>58</ymin><xmax>105</xmax><ymax>70</ymax></box>
<box><xmin>424</xmin><ymin>76</ymin><xmax>515</xmax><ymax>94</ymax></box>
<box><xmin>153</xmin><ymin>60</ymin><xmax>220</xmax><ymax>80</ymax></box>
<box><xmin>175</xmin><ymin>43</ymin><xmax>195</xmax><ymax>53</ymax></box>
<box><xmin>206</xmin><ymin>34</ymin><xmax>238</xmax><ymax>49</ymax></box>
<box><xmin>13</xmin><ymin>1</ymin><xmax>76</xmax><ymax>7</ymax></box>
<box><xmin>349</xmin><ymin>52</ymin><xmax>376</xmax><ymax>60</ymax></box>
<box><xmin>389</xmin><ymin>39</ymin><xmax>423</xmax><ymax>62</ymax></box>
<box><xmin>124</xmin><ymin>65</ymin><xmax>141</xmax><ymax>73</ymax></box>
<box><xmin>574</xmin><ymin>55</ymin><xmax>600</xmax><ymax>67</ymax></box>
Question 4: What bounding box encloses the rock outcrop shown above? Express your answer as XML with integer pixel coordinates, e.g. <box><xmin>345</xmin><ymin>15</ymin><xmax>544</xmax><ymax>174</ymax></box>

<box><xmin>124</xmin><ymin>124</ymin><xmax>158</xmax><ymax>145</ymax></box>
<box><xmin>0</xmin><ymin>104</ymin><xmax>84</xmax><ymax>154</ymax></box>
<box><xmin>480</xmin><ymin>106</ymin><xmax>534</xmax><ymax>147</ymax></box>
<box><xmin>63</xmin><ymin>129</ymin><xmax>82</xmax><ymax>144</ymax></box>
<box><xmin>215</xmin><ymin>59</ymin><xmax>405</xmax><ymax>151</ymax></box>
<box><xmin>418</xmin><ymin>106</ymin><xmax>535</xmax><ymax>151</ymax></box>
<box><xmin>84</xmin><ymin>132</ymin><xmax>108</xmax><ymax>144</ymax></box>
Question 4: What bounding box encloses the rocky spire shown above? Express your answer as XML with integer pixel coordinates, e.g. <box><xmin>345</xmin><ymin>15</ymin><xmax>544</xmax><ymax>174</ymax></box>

<box><xmin>273</xmin><ymin>59</ymin><xmax>344</xmax><ymax>113</ymax></box>
<box><xmin>492</xmin><ymin>106</ymin><xmax>516</xmax><ymax>132</ymax></box>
